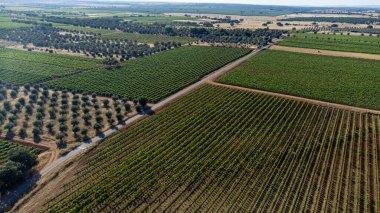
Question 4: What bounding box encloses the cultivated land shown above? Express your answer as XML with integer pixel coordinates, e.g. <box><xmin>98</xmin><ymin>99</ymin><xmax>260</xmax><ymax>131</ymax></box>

<box><xmin>278</xmin><ymin>33</ymin><xmax>380</xmax><ymax>55</ymax></box>
<box><xmin>270</xmin><ymin>45</ymin><xmax>380</xmax><ymax>60</ymax></box>
<box><xmin>0</xmin><ymin>16</ymin><xmax>31</xmax><ymax>29</ymax></box>
<box><xmin>53</xmin><ymin>24</ymin><xmax>197</xmax><ymax>44</ymax></box>
<box><xmin>2</xmin><ymin>3</ymin><xmax>380</xmax><ymax>212</ymax></box>
<box><xmin>16</xmin><ymin>85</ymin><xmax>380</xmax><ymax>212</ymax></box>
<box><xmin>218</xmin><ymin>50</ymin><xmax>380</xmax><ymax>109</ymax></box>
<box><xmin>0</xmin><ymin>139</ymin><xmax>40</xmax><ymax>166</ymax></box>
<box><xmin>0</xmin><ymin>48</ymin><xmax>99</xmax><ymax>84</ymax></box>
<box><xmin>123</xmin><ymin>14</ymin><xmax>196</xmax><ymax>23</ymax></box>
<box><xmin>0</xmin><ymin>85</ymin><xmax>137</xmax><ymax>145</ymax></box>
<box><xmin>46</xmin><ymin>46</ymin><xmax>251</xmax><ymax>102</ymax></box>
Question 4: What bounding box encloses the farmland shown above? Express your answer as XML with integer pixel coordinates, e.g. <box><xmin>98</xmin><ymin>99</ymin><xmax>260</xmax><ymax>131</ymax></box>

<box><xmin>218</xmin><ymin>50</ymin><xmax>380</xmax><ymax>109</ymax></box>
<box><xmin>0</xmin><ymin>139</ymin><xmax>40</xmax><ymax>166</ymax></box>
<box><xmin>278</xmin><ymin>33</ymin><xmax>380</xmax><ymax>54</ymax></box>
<box><xmin>0</xmin><ymin>16</ymin><xmax>31</xmax><ymax>29</ymax></box>
<box><xmin>53</xmin><ymin>24</ymin><xmax>197</xmax><ymax>44</ymax></box>
<box><xmin>46</xmin><ymin>46</ymin><xmax>251</xmax><ymax>102</ymax></box>
<box><xmin>0</xmin><ymin>48</ymin><xmax>99</xmax><ymax>84</ymax></box>
<box><xmin>279</xmin><ymin>17</ymin><xmax>378</xmax><ymax>24</ymax></box>
<box><xmin>2</xmin><ymin>2</ymin><xmax>380</xmax><ymax>212</ymax></box>
<box><xmin>20</xmin><ymin>85</ymin><xmax>379</xmax><ymax>212</ymax></box>
<box><xmin>0</xmin><ymin>84</ymin><xmax>137</xmax><ymax>145</ymax></box>
<box><xmin>123</xmin><ymin>14</ymin><xmax>196</xmax><ymax>23</ymax></box>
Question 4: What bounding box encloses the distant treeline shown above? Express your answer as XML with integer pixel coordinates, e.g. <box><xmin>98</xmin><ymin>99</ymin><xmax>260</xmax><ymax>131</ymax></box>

<box><xmin>0</xmin><ymin>25</ymin><xmax>180</xmax><ymax>60</ymax></box>
<box><xmin>44</xmin><ymin>16</ymin><xmax>285</xmax><ymax>46</ymax></box>
<box><xmin>279</xmin><ymin>17</ymin><xmax>379</xmax><ymax>25</ymax></box>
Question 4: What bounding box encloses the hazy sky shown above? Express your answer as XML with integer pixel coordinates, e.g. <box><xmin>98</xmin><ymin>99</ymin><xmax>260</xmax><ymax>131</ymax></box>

<box><xmin>122</xmin><ymin>0</ymin><xmax>380</xmax><ymax>7</ymax></box>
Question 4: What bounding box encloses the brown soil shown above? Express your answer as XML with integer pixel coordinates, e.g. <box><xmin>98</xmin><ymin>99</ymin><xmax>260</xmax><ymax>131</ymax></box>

<box><xmin>271</xmin><ymin>45</ymin><xmax>380</xmax><ymax>61</ymax></box>
<box><xmin>208</xmin><ymin>81</ymin><xmax>380</xmax><ymax>115</ymax></box>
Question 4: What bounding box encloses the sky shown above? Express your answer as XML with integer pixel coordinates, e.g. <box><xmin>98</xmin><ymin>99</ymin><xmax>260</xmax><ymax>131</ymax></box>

<box><xmin>118</xmin><ymin>0</ymin><xmax>380</xmax><ymax>7</ymax></box>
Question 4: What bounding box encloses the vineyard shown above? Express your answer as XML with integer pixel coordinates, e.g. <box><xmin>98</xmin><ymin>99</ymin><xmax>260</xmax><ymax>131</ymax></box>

<box><xmin>278</xmin><ymin>33</ymin><xmax>380</xmax><ymax>54</ymax></box>
<box><xmin>0</xmin><ymin>139</ymin><xmax>40</xmax><ymax>166</ymax></box>
<box><xmin>218</xmin><ymin>50</ymin><xmax>380</xmax><ymax>109</ymax></box>
<box><xmin>24</xmin><ymin>84</ymin><xmax>380</xmax><ymax>212</ymax></box>
<box><xmin>0</xmin><ymin>48</ymin><xmax>99</xmax><ymax>84</ymax></box>
<box><xmin>47</xmin><ymin>46</ymin><xmax>251</xmax><ymax>102</ymax></box>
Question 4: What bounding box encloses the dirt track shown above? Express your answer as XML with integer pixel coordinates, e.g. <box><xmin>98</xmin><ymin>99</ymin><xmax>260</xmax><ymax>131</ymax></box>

<box><xmin>271</xmin><ymin>45</ymin><xmax>380</xmax><ymax>60</ymax></box>
<box><xmin>208</xmin><ymin>81</ymin><xmax>380</xmax><ymax>115</ymax></box>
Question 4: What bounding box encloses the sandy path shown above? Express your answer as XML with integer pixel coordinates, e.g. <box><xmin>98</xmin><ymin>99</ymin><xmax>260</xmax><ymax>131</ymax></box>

<box><xmin>271</xmin><ymin>45</ymin><xmax>380</xmax><ymax>60</ymax></box>
<box><xmin>208</xmin><ymin>81</ymin><xmax>380</xmax><ymax>115</ymax></box>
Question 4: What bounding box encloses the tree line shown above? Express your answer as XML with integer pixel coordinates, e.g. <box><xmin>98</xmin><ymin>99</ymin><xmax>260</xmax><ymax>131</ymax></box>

<box><xmin>44</xmin><ymin>16</ymin><xmax>285</xmax><ymax>46</ymax></box>
<box><xmin>0</xmin><ymin>24</ymin><xmax>181</xmax><ymax>60</ymax></box>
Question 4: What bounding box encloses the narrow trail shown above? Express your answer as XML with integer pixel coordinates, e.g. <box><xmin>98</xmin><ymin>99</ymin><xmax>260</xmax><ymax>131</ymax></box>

<box><xmin>208</xmin><ymin>81</ymin><xmax>380</xmax><ymax>114</ymax></box>
<box><xmin>271</xmin><ymin>45</ymin><xmax>380</xmax><ymax>60</ymax></box>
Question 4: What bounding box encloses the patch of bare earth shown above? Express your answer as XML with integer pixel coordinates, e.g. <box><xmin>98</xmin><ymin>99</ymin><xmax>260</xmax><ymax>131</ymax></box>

<box><xmin>271</xmin><ymin>45</ymin><xmax>380</xmax><ymax>60</ymax></box>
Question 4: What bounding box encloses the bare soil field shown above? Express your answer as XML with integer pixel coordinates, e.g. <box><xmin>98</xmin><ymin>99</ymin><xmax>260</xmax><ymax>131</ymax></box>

<box><xmin>270</xmin><ymin>45</ymin><xmax>380</xmax><ymax>60</ymax></box>
<box><xmin>164</xmin><ymin>12</ymin><xmax>378</xmax><ymax>30</ymax></box>
<box><xmin>278</xmin><ymin>13</ymin><xmax>375</xmax><ymax>18</ymax></box>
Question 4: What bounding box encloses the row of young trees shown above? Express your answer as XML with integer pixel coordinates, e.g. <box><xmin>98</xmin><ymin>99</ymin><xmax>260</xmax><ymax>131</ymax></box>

<box><xmin>0</xmin><ymin>24</ymin><xmax>180</xmax><ymax>60</ymax></box>
<box><xmin>44</xmin><ymin>16</ymin><xmax>285</xmax><ymax>45</ymax></box>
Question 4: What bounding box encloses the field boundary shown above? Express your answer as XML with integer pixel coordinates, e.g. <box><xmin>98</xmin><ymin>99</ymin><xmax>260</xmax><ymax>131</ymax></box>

<box><xmin>271</xmin><ymin>45</ymin><xmax>380</xmax><ymax>60</ymax></box>
<box><xmin>208</xmin><ymin>81</ymin><xmax>380</xmax><ymax>114</ymax></box>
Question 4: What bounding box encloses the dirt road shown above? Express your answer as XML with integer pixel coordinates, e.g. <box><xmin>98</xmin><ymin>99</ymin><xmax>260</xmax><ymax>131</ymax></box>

<box><xmin>208</xmin><ymin>81</ymin><xmax>380</xmax><ymax>114</ymax></box>
<box><xmin>39</xmin><ymin>46</ymin><xmax>267</xmax><ymax>176</ymax></box>
<box><xmin>271</xmin><ymin>45</ymin><xmax>380</xmax><ymax>60</ymax></box>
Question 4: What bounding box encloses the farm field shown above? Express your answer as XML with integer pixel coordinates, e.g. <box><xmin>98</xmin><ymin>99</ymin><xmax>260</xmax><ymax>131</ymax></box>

<box><xmin>53</xmin><ymin>24</ymin><xmax>197</xmax><ymax>44</ymax></box>
<box><xmin>46</xmin><ymin>46</ymin><xmax>251</xmax><ymax>102</ymax></box>
<box><xmin>278</xmin><ymin>17</ymin><xmax>378</xmax><ymax>24</ymax></box>
<box><xmin>218</xmin><ymin>50</ymin><xmax>380</xmax><ymax>109</ymax></box>
<box><xmin>270</xmin><ymin>45</ymin><xmax>380</xmax><ymax>61</ymax></box>
<box><xmin>0</xmin><ymin>84</ymin><xmax>137</xmax><ymax>145</ymax></box>
<box><xmin>21</xmin><ymin>85</ymin><xmax>380</xmax><ymax>212</ymax></box>
<box><xmin>0</xmin><ymin>139</ymin><xmax>40</xmax><ymax>166</ymax></box>
<box><xmin>0</xmin><ymin>48</ymin><xmax>100</xmax><ymax>84</ymax></box>
<box><xmin>123</xmin><ymin>14</ymin><xmax>196</xmax><ymax>23</ymax></box>
<box><xmin>121</xmin><ymin>3</ymin><xmax>298</xmax><ymax>16</ymax></box>
<box><xmin>0</xmin><ymin>16</ymin><xmax>31</xmax><ymax>29</ymax></box>
<box><xmin>278</xmin><ymin>33</ymin><xmax>380</xmax><ymax>54</ymax></box>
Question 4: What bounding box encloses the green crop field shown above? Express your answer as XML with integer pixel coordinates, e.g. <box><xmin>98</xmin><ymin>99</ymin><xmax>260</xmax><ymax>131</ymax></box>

<box><xmin>0</xmin><ymin>16</ymin><xmax>31</xmax><ymax>29</ymax></box>
<box><xmin>40</xmin><ymin>85</ymin><xmax>380</xmax><ymax>212</ymax></box>
<box><xmin>124</xmin><ymin>15</ymin><xmax>196</xmax><ymax>23</ymax></box>
<box><xmin>0</xmin><ymin>139</ymin><xmax>41</xmax><ymax>166</ymax></box>
<box><xmin>54</xmin><ymin>24</ymin><xmax>196</xmax><ymax>44</ymax></box>
<box><xmin>218</xmin><ymin>50</ymin><xmax>380</xmax><ymax>109</ymax></box>
<box><xmin>0</xmin><ymin>48</ymin><xmax>100</xmax><ymax>84</ymax></box>
<box><xmin>278</xmin><ymin>33</ymin><xmax>380</xmax><ymax>54</ymax></box>
<box><xmin>46</xmin><ymin>46</ymin><xmax>250</xmax><ymax>102</ymax></box>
